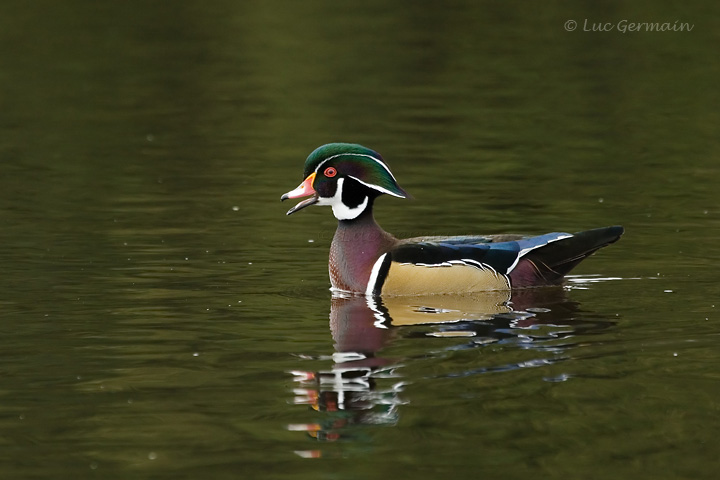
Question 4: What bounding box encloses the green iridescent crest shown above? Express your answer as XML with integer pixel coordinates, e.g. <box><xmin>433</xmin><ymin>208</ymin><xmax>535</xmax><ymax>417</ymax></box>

<box><xmin>304</xmin><ymin>143</ymin><xmax>408</xmax><ymax>198</ymax></box>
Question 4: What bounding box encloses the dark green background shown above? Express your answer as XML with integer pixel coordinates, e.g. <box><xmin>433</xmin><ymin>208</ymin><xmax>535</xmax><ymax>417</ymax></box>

<box><xmin>1</xmin><ymin>1</ymin><xmax>719</xmax><ymax>478</ymax></box>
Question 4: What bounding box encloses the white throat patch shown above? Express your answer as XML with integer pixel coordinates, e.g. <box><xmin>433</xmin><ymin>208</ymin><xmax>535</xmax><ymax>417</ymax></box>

<box><xmin>316</xmin><ymin>177</ymin><xmax>369</xmax><ymax>221</ymax></box>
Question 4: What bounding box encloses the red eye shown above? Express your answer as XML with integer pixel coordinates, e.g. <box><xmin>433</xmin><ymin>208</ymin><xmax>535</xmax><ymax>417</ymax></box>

<box><xmin>324</xmin><ymin>167</ymin><xmax>337</xmax><ymax>177</ymax></box>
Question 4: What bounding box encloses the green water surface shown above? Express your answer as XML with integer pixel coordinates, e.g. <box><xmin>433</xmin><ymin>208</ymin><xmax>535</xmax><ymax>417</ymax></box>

<box><xmin>1</xmin><ymin>1</ymin><xmax>719</xmax><ymax>479</ymax></box>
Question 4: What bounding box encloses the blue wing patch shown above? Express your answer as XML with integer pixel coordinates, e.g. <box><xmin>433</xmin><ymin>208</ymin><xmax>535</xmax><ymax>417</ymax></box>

<box><xmin>390</xmin><ymin>232</ymin><xmax>571</xmax><ymax>274</ymax></box>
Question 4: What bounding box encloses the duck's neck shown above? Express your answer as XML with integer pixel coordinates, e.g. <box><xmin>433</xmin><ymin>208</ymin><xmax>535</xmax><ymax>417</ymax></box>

<box><xmin>329</xmin><ymin>207</ymin><xmax>396</xmax><ymax>294</ymax></box>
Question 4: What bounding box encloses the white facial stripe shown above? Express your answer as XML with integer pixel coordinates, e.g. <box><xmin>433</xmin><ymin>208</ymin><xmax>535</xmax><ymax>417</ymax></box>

<box><xmin>314</xmin><ymin>153</ymin><xmax>400</xmax><ymax>183</ymax></box>
<box><xmin>333</xmin><ymin>196</ymin><xmax>368</xmax><ymax>220</ymax></box>
<box><xmin>348</xmin><ymin>175</ymin><xmax>405</xmax><ymax>198</ymax></box>
<box><xmin>316</xmin><ymin>177</ymin><xmax>369</xmax><ymax>220</ymax></box>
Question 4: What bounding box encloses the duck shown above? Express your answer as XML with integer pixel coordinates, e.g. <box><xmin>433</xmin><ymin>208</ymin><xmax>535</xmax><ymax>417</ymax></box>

<box><xmin>281</xmin><ymin>143</ymin><xmax>623</xmax><ymax>296</ymax></box>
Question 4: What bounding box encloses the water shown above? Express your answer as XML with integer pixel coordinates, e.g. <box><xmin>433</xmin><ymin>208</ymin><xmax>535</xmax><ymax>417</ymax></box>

<box><xmin>2</xmin><ymin>1</ymin><xmax>720</xmax><ymax>478</ymax></box>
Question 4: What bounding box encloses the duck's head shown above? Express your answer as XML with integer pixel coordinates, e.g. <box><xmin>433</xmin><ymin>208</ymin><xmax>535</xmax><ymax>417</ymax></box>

<box><xmin>281</xmin><ymin>143</ymin><xmax>408</xmax><ymax>220</ymax></box>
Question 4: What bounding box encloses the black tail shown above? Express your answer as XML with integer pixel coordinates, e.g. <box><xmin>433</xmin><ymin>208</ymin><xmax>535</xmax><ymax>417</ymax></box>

<box><xmin>516</xmin><ymin>226</ymin><xmax>624</xmax><ymax>285</ymax></box>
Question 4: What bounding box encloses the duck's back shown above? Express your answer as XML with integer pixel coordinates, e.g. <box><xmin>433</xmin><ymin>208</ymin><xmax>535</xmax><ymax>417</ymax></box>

<box><xmin>367</xmin><ymin>227</ymin><xmax>623</xmax><ymax>296</ymax></box>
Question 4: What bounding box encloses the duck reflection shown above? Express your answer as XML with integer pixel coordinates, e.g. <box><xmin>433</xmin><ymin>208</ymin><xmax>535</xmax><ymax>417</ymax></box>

<box><xmin>289</xmin><ymin>287</ymin><xmax>613</xmax><ymax>453</ymax></box>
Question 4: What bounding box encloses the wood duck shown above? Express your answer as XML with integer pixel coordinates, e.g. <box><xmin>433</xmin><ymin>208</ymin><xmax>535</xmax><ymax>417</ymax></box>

<box><xmin>281</xmin><ymin>143</ymin><xmax>624</xmax><ymax>296</ymax></box>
